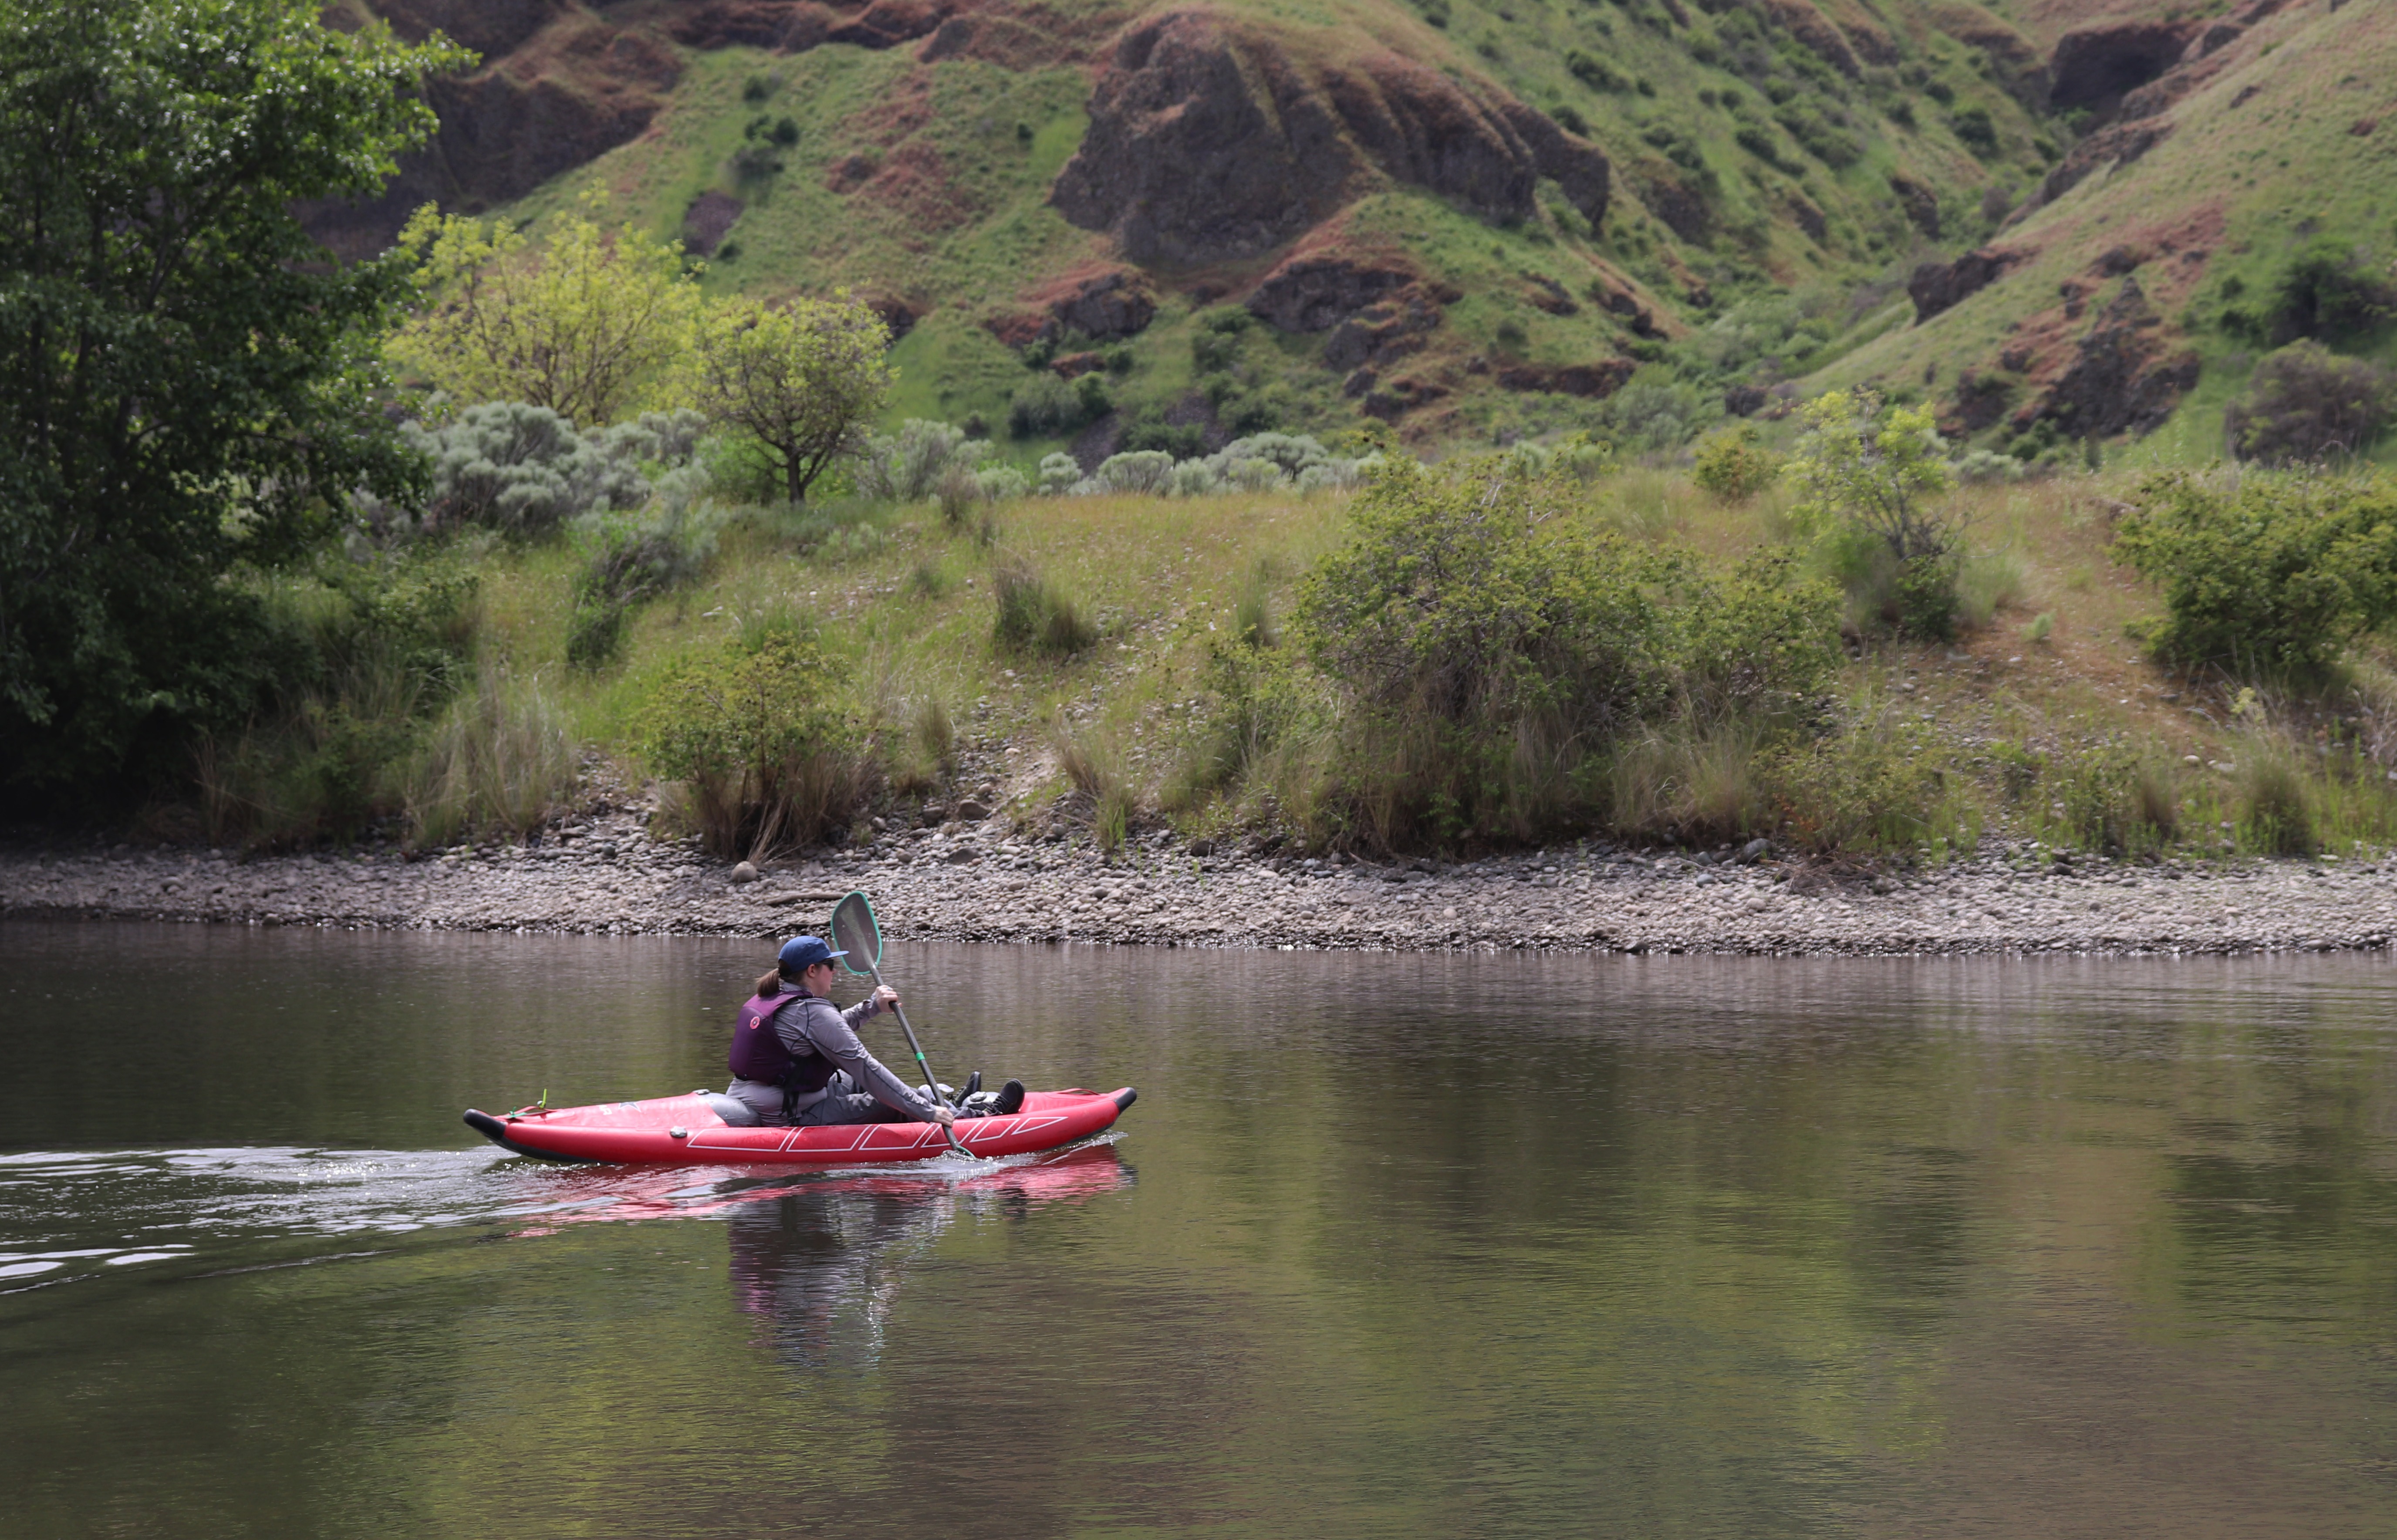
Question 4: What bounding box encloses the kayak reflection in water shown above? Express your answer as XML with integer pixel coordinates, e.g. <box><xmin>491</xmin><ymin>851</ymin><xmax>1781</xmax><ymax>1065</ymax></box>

<box><xmin>724</xmin><ymin>935</ymin><xmax>1026</xmax><ymax>1128</ymax></box>
<box><xmin>728</xmin><ymin>1186</ymin><xmax>952</xmax><ymax>1372</ymax></box>
<box><xmin>725</xmin><ymin>1145</ymin><xmax>1134</xmax><ymax>1372</ymax></box>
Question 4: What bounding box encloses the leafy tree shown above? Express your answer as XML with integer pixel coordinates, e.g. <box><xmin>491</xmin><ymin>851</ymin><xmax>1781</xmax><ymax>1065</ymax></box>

<box><xmin>388</xmin><ymin>196</ymin><xmax>704</xmax><ymax>426</ymax></box>
<box><xmin>2113</xmin><ymin>471</ymin><xmax>2397</xmax><ymax>677</ymax></box>
<box><xmin>693</xmin><ymin>291</ymin><xmax>893</xmax><ymax>505</ymax></box>
<box><xmin>0</xmin><ymin>0</ymin><xmax>467</xmax><ymax>791</ymax></box>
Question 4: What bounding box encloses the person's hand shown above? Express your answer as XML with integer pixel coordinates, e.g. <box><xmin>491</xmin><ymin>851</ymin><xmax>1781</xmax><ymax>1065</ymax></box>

<box><xmin>928</xmin><ymin>1103</ymin><xmax>957</xmax><ymax>1128</ymax></box>
<box><xmin>872</xmin><ymin>984</ymin><xmax>900</xmax><ymax>1012</ymax></box>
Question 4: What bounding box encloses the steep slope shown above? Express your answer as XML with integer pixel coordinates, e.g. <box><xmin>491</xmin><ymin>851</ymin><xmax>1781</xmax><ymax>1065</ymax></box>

<box><xmin>309</xmin><ymin>0</ymin><xmax>2388</xmax><ymax>457</ymax></box>
<box><xmin>1820</xmin><ymin>0</ymin><xmax>2397</xmax><ymax>464</ymax></box>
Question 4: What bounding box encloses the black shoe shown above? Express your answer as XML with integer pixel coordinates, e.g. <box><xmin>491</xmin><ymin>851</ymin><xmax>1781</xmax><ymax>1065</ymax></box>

<box><xmin>956</xmin><ymin>1071</ymin><xmax>982</xmax><ymax>1105</ymax></box>
<box><xmin>991</xmin><ymin>1079</ymin><xmax>1026</xmax><ymax>1116</ymax></box>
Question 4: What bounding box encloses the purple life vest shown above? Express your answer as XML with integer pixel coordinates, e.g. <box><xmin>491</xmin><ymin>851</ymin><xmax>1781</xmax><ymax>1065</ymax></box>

<box><xmin>727</xmin><ymin>990</ymin><xmax>836</xmax><ymax>1092</ymax></box>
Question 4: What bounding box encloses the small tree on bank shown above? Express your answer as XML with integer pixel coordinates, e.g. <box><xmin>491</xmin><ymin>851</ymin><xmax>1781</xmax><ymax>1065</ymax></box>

<box><xmin>1784</xmin><ymin>389</ymin><xmax>1962</xmax><ymax>639</ymax></box>
<box><xmin>694</xmin><ymin>292</ymin><xmax>893</xmax><ymax>505</ymax></box>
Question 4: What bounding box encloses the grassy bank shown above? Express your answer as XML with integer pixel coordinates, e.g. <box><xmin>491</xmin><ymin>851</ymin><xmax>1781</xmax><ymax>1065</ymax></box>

<box><xmin>145</xmin><ymin>449</ymin><xmax>2397</xmax><ymax>870</ymax></box>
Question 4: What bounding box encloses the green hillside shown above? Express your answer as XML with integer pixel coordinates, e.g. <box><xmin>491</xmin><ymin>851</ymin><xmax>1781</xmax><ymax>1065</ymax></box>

<box><xmin>325</xmin><ymin>0</ymin><xmax>2392</xmax><ymax>464</ymax></box>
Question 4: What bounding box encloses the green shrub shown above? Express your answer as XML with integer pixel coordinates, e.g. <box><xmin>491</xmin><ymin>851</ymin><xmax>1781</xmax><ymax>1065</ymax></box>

<box><xmin>1286</xmin><ymin>456</ymin><xmax>1837</xmax><ymax>846</ymax></box>
<box><xmin>637</xmin><ymin>634</ymin><xmax>868</xmax><ymax>854</ymax></box>
<box><xmin>1008</xmin><ymin>373</ymin><xmax>1092</xmax><ymax>439</ymax></box>
<box><xmin>2223</xmin><ymin>341</ymin><xmax>2395</xmax><ymax>465</ymax></box>
<box><xmin>1762</xmin><ymin>712</ymin><xmax>1960</xmax><ymax>856</ymax></box>
<box><xmin>2112</xmin><ymin>471</ymin><xmax>2397</xmax><ymax>676</ymax></box>
<box><xmin>2044</xmin><ymin>743</ymin><xmax>2178</xmax><ymax>854</ymax></box>
<box><xmin>1788</xmin><ymin>389</ymin><xmax>1963</xmax><ymax>637</ymax></box>
<box><xmin>1949</xmin><ymin>105</ymin><xmax>1998</xmax><ymax>157</ymax></box>
<box><xmin>2238</xmin><ymin>749</ymin><xmax>2315</xmax><ymax>854</ymax></box>
<box><xmin>1691</xmin><ymin>423</ymin><xmax>1781</xmax><ymax>501</ymax></box>
<box><xmin>2219</xmin><ymin>244</ymin><xmax>2397</xmax><ymax>348</ymax></box>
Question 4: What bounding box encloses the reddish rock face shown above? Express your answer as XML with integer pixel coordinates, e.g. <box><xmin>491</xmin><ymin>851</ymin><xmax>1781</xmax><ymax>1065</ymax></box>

<box><xmin>1493</xmin><ymin>359</ymin><xmax>1636</xmax><ymax>399</ymax></box>
<box><xmin>1049</xmin><ymin>7</ymin><xmax>1607</xmax><ymax>264</ymax></box>
<box><xmin>682</xmin><ymin>191</ymin><xmax>745</xmax><ymax>256</ymax></box>
<box><xmin>307</xmin><ymin>5</ymin><xmax>680</xmax><ymax>260</ymax></box>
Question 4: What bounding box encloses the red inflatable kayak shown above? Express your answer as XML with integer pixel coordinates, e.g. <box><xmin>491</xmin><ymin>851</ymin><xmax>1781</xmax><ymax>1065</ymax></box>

<box><xmin>464</xmin><ymin>1086</ymin><xmax>1136</xmax><ymax>1165</ymax></box>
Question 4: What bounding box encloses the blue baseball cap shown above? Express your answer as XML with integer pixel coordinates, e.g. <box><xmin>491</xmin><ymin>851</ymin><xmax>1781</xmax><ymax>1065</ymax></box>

<box><xmin>778</xmin><ymin>935</ymin><xmax>846</xmax><ymax>973</ymax></box>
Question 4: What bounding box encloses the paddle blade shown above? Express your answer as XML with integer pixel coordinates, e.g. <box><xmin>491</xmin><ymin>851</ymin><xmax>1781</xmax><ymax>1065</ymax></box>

<box><xmin>829</xmin><ymin>890</ymin><xmax>881</xmax><ymax>975</ymax></box>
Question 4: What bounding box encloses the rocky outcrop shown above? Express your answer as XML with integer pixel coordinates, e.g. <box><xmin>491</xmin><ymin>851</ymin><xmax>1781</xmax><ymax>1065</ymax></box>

<box><xmin>310</xmin><ymin>3</ymin><xmax>681</xmax><ymax>259</ymax></box>
<box><xmin>669</xmin><ymin>0</ymin><xmax>952</xmax><ymax>52</ymax></box>
<box><xmin>1323</xmin><ymin>288</ymin><xmax>1444</xmax><ymax>378</ymax></box>
<box><xmin>2031</xmin><ymin>278</ymin><xmax>2200</xmax><ymax>439</ymax></box>
<box><xmin>1495</xmin><ymin>359</ymin><xmax>1636</xmax><ymax>398</ymax></box>
<box><xmin>2048</xmin><ymin>20</ymin><xmax>2198</xmax><ymax>115</ymax></box>
<box><xmin>1888</xmin><ymin>176</ymin><xmax>1940</xmax><ymax>239</ymax></box>
<box><xmin>1909</xmin><ymin>247</ymin><xmax>2022</xmax><ymax>324</ymax></box>
<box><xmin>1926</xmin><ymin>2</ymin><xmax>2048</xmax><ymax>106</ymax></box>
<box><xmin>1040</xmin><ymin>268</ymin><xmax>1158</xmax><ymax>339</ymax></box>
<box><xmin>1246</xmin><ymin>251</ymin><xmax>1417</xmax><ymax>332</ymax></box>
<box><xmin>1049</xmin><ymin>8</ymin><xmax>1609</xmax><ymax>264</ymax></box>
<box><xmin>2021</xmin><ymin>117</ymin><xmax>2171</xmax><ymax>216</ymax></box>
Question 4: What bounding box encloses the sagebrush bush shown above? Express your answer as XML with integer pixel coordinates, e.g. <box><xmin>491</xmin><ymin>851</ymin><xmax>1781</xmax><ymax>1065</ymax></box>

<box><xmin>2113</xmin><ymin>470</ymin><xmax>2397</xmax><ymax>676</ymax></box>
<box><xmin>354</xmin><ymin>403</ymin><xmax>699</xmax><ymax>541</ymax></box>
<box><xmin>854</xmin><ymin>419</ymin><xmax>990</xmax><ymax>501</ymax></box>
<box><xmin>2224</xmin><ymin>341</ymin><xmax>2395</xmax><ymax>465</ymax></box>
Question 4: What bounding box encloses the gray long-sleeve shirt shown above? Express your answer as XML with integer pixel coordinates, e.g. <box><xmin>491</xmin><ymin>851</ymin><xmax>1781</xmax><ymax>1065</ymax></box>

<box><xmin>760</xmin><ymin>983</ymin><xmax>939</xmax><ymax>1121</ymax></box>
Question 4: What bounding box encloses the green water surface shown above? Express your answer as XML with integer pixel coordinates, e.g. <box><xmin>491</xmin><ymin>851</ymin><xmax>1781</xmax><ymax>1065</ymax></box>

<box><xmin>1</xmin><ymin>924</ymin><xmax>2392</xmax><ymax>1537</ymax></box>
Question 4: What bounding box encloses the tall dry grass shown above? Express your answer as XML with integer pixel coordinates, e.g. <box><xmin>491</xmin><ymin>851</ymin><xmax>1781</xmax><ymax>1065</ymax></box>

<box><xmin>401</xmin><ymin>667</ymin><xmax>581</xmax><ymax>849</ymax></box>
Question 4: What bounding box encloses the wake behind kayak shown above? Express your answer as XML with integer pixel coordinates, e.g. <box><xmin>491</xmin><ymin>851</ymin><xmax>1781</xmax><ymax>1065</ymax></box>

<box><xmin>464</xmin><ymin>1087</ymin><xmax>1137</xmax><ymax>1165</ymax></box>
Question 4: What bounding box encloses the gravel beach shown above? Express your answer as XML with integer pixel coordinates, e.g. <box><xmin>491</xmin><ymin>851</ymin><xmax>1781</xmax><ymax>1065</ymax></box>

<box><xmin>5</xmin><ymin>804</ymin><xmax>2392</xmax><ymax>956</ymax></box>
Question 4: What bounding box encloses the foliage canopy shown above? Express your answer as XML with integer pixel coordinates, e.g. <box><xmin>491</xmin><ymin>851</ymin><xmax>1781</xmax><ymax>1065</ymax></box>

<box><xmin>0</xmin><ymin>0</ymin><xmax>466</xmax><ymax>790</ymax></box>
<box><xmin>693</xmin><ymin>292</ymin><xmax>893</xmax><ymax>505</ymax></box>
<box><xmin>389</xmin><ymin>198</ymin><xmax>704</xmax><ymax>428</ymax></box>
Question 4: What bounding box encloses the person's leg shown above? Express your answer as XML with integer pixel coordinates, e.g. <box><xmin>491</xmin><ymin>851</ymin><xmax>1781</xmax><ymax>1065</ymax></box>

<box><xmin>792</xmin><ymin>1090</ymin><xmax>910</xmax><ymax>1127</ymax></box>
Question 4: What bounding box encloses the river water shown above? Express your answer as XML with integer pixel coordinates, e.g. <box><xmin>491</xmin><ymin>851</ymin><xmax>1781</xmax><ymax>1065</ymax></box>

<box><xmin>2</xmin><ymin>922</ymin><xmax>2393</xmax><ymax>1538</ymax></box>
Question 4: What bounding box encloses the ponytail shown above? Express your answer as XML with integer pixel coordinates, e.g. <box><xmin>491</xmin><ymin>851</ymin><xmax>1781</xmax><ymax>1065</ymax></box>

<box><xmin>756</xmin><ymin>968</ymin><xmax>783</xmax><ymax>997</ymax></box>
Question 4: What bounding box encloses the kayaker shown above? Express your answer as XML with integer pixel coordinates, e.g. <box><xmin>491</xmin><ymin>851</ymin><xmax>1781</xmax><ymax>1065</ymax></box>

<box><xmin>725</xmin><ymin>935</ymin><xmax>1024</xmax><ymax>1128</ymax></box>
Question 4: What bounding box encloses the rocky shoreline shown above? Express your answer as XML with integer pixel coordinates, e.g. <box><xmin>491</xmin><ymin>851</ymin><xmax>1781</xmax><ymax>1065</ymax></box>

<box><xmin>5</xmin><ymin>804</ymin><xmax>2395</xmax><ymax>956</ymax></box>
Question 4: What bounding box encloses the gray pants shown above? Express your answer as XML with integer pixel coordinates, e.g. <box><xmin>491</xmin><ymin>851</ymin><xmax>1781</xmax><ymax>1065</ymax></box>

<box><xmin>725</xmin><ymin>1072</ymin><xmax>927</xmax><ymax>1128</ymax></box>
<box><xmin>793</xmin><ymin>1089</ymin><xmax>915</xmax><ymax>1128</ymax></box>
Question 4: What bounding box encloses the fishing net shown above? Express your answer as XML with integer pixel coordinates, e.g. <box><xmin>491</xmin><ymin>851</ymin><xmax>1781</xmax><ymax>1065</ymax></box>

<box><xmin>829</xmin><ymin>890</ymin><xmax>881</xmax><ymax>975</ymax></box>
